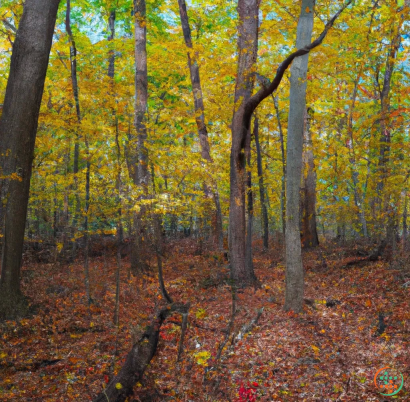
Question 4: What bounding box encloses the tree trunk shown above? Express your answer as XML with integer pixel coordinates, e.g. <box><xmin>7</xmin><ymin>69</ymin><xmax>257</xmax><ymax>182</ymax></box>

<box><xmin>229</xmin><ymin>0</ymin><xmax>259</xmax><ymax>286</ymax></box>
<box><xmin>83</xmin><ymin>147</ymin><xmax>91</xmax><ymax>305</ymax></box>
<box><xmin>93</xmin><ymin>303</ymin><xmax>189</xmax><ymax>402</ymax></box>
<box><xmin>376</xmin><ymin>16</ymin><xmax>403</xmax><ymax>239</ymax></box>
<box><xmin>403</xmin><ymin>192</ymin><xmax>408</xmax><ymax>251</ymax></box>
<box><xmin>273</xmin><ymin>95</ymin><xmax>286</xmax><ymax>238</ymax></box>
<box><xmin>245</xmin><ymin>124</ymin><xmax>254</xmax><ymax>273</ymax></box>
<box><xmin>108</xmin><ymin>8</ymin><xmax>123</xmax><ymax>328</ymax></box>
<box><xmin>254</xmin><ymin>117</ymin><xmax>269</xmax><ymax>250</ymax></box>
<box><xmin>177</xmin><ymin>0</ymin><xmax>223</xmax><ymax>250</ymax></box>
<box><xmin>66</xmin><ymin>0</ymin><xmax>81</xmax><ymax>257</ymax></box>
<box><xmin>130</xmin><ymin>0</ymin><xmax>150</xmax><ymax>274</ymax></box>
<box><xmin>346</xmin><ymin>72</ymin><xmax>368</xmax><ymax>237</ymax></box>
<box><xmin>0</xmin><ymin>0</ymin><xmax>61</xmax><ymax>320</ymax></box>
<box><xmin>301</xmin><ymin>108</ymin><xmax>319</xmax><ymax>248</ymax></box>
<box><xmin>284</xmin><ymin>0</ymin><xmax>314</xmax><ymax>313</ymax></box>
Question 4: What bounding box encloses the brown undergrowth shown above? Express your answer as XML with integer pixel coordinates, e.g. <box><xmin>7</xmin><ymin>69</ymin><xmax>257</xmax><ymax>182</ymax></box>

<box><xmin>0</xmin><ymin>238</ymin><xmax>408</xmax><ymax>401</ymax></box>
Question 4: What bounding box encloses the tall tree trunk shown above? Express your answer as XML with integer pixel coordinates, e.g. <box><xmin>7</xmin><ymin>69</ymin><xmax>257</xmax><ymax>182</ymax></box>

<box><xmin>177</xmin><ymin>0</ymin><xmax>223</xmax><ymax>250</ymax></box>
<box><xmin>245</xmin><ymin>125</ymin><xmax>254</xmax><ymax>273</ymax></box>
<box><xmin>229</xmin><ymin>0</ymin><xmax>259</xmax><ymax>286</ymax></box>
<box><xmin>301</xmin><ymin>107</ymin><xmax>319</xmax><ymax>248</ymax></box>
<box><xmin>403</xmin><ymin>191</ymin><xmax>408</xmax><ymax>251</ymax></box>
<box><xmin>0</xmin><ymin>0</ymin><xmax>61</xmax><ymax>320</ymax></box>
<box><xmin>254</xmin><ymin>117</ymin><xmax>269</xmax><ymax>250</ymax></box>
<box><xmin>108</xmin><ymin>9</ymin><xmax>123</xmax><ymax>326</ymax></box>
<box><xmin>130</xmin><ymin>0</ymin><xmax>149</xmax><ymax>274</ymax></box>
<box><xmin>228</xmin><ymin>0</ymin><xmax>351</xmax><ymax>287</ymax></box>
<box><xmin>284</xmin><ymin>0</ymin><xmax>314</xmax><ymax>313</ymax></box>
<box><xmin>273</xmin><ymin>95</ymin><xmax>286</xmax><ymax>237</ymax></box>
<box><xmin>83</xmin><ymin>142</ymin><xmax>91</xmax><ymax>305</ymax></box>
<box><xmin>347</xmin><ymin>74</ymin><xmax>368</xmax><ymax>237</ymax></box>
<box><xmin>376</xmin><ymin>15</ymin><xmax>403</xmax><ymax>239</ymax></box>
<box><xmin>66</xmin><ymin>0</ymin><xmax>81</xmax><ymax>257</ymax></box>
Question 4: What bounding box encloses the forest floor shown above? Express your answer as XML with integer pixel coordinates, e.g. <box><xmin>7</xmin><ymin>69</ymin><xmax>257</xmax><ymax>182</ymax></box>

<box><xmin>0</xmin><ymin>238</ymin><xmax>409</xmax><ymax>401</ymax></box>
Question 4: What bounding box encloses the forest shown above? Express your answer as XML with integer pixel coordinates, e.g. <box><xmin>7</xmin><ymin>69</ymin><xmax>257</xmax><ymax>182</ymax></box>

<box><xmin>0</xmin><ymin>0</ymin><xmax>409</xmax><ymax>400</ymax></box>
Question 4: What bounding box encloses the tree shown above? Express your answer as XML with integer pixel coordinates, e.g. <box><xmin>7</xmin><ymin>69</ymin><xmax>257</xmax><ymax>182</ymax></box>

<box><xmin>0</xmin><ymin>0</ymin><xmax>61</xmax><ymax>319</ymax></box>
<box><xmin>284</xmin><ymin>0</ymin><xmax>315</xmax><ymax>312</ymax></box>
<box><xmin>229</xmin><ymin>0</ymin><xmax>352</xmax><ymax>287</ymax></box>
<box><xmin>301</xmin><ymin>107</ymin><xmax>319</xmax><ymax>248</ymax></box>
<box><xmin>229</xmin><ymin>0</ymin><xmax>259</xmax><ymax>286</ymax></box>
<box><xmin>129</xmin><ymin>0</ymin><xmax>150</xmax><ymax>273</ymax></box>
<box><xmin>177</xmin><ymin>0</ymin><xmax>224</xmax><ymax>250</ymax></box>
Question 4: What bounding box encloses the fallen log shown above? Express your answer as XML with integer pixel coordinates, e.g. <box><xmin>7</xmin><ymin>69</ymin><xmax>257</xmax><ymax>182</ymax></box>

<box><xmin>343</xmin><ymin>240</ymin><xmax>387</xmax><ymax>268</ymax></box>
<box><xmin>93</xmin><ymin>302</ymin><xmax>189</xmax><ymax>402</ymax></box>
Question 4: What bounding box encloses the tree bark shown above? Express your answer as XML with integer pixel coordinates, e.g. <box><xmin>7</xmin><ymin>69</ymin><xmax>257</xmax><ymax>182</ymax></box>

<box><xmin>284</xmin><ymin>0</ymin><xmax>314</xmax><ymax>313</ymax></box>
<box><xmin>376</xmin><ymin>14</ymin><xmax>403</xmax><ymax>239</ymax></box>
<box><xmin>93</xmin><ymin>303</ymin><xmax>189</xmax><ymax>402</ymax></box>
<box><xmin>301</xmin><ymin>107</ymin><xmax>319</xmax><ymax>248</ymax></box>
<box><xmin>66</xmin><ymin>0</ymin><xmax>81</xmax><ymax>257</ymax></box>
<box><xmin>0</xmin><ymin>0</ymin><xmax>61</xmax><ymax>320</ymax></box>
<box><xmin>177</xmin><ymin>0</ymin><xmax>224</xmax><ymax>249</ymax></box>
<box><xmin>254</xmin><ymin>117</ymin><xmax>269</xmax><ymax>250</ymax></box>
<box><xmin>347</xmin><ymin>73</ymin><xmax>368</xmax><ymax>237</ymax></box>
<box><xmin>229</xmin><ymin>0</ymin><xmax>259</xmax><ymax>286</ymax></box>
<box><xmin>108</xmin><ymin>8</ymin><xmax>123</xmax><ymax>328</ymax></box>
<box><xmin>130</xmin><ymin>0</ymin><xmax>150</xmax><ymax>274</ymax></box>
<box><xmin>273</xmin><ymin>95</ymin><xmax>286</xmax><ymax>237</ymax></box>
<box><xmin>245</xmin><ymin>124</ymin><xmax>254</xmax><ymax>273</ymax></box>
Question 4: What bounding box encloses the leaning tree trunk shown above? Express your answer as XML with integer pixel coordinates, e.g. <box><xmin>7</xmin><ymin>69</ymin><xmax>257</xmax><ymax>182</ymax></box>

<box><xmin>284</xmin><ymin>0</ymin><xmax>314</xmax><ymax>313</ymax></box>
<box><xmin>0</xmin><ymin>0</ymin><xmax>61</xmax><ymax>320</ymax></box>
<box><xmin>93</xmin><ymin>303</ymin><xmax>189</xmax><ymax>402</ymax></box>
<box><xmin>177</xmin><ymin>0</ymin><xmax>224</xmax><ymax>250</ymax></box>
<box><xmin>229</xmin><ymin>0</ymin><xmax>259</xmax><ymax>286</ymax></box>
<box><xmin>301</xmin><ymin>107</ymin><xmax>319</xmax><ymax>248</ymax></box>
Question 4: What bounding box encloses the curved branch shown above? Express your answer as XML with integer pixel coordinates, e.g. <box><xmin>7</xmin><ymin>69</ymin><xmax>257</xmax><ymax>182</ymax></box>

<box><xmin>243</xmin><ymin>0</ymin><xmax>353</xmax><ymax>129</ymax></box>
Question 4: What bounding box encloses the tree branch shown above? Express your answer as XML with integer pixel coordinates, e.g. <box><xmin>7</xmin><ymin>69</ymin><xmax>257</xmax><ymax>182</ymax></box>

<box><xmin>243</xmin><ymin>0</ymin><xmax>353</xmax><ymax>130</ymax></box>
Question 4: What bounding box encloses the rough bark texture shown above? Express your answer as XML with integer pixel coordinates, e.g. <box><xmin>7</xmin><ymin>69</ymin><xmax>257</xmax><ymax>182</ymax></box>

<box><xmin>284</xmin><ymin>0</ymin><xmax>314</xmax><ymax>313</ymax></box>
<box><xmin>301</xmin><ymin>108</ymin><xmax>319</xmax><ymax>248</ymax></box>
<box><xmin>245</xmin><ymin>125</ymin><xmax>254</xmax><ymax>273</ymax></box>
<box><xmin>93</xmin><ymin>303</ymin><xmax>189</xmax><ymax>402</ymax></box>
<box><xmin>130</xmin><ymin>0</ymin><xmax>150</xmax><ymax>273</ymax></box>
<box><xmin>229</xmin><ymin>0</ymin><xmax>259</xmax><ymax>286</ymax></box>
<box><xmin>254</xmin><ymin>117</ymin><xmax>269</xmax><ymax>250</ymax></box>
<box><xmin>177</xmin><ymin>0</ymin><xmax>223</xmax><ymax>249</ymax></box>
<box><xmin>0</xmin><ymin>0</ymin><xmax>61</xmax><ymax>320</ymax></box>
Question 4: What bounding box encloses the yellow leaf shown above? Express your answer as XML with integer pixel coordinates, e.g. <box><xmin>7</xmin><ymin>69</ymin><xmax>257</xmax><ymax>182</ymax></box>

<box><xmin>311</xmin><ymin>345</ymin><xmax>320</xmax><ymax>355</ymax></box>
<box><xmin>115</xmin><ymin>383</ymin><xmax>123</xmax><ymax>390</ymax></box>
<box><xmin>194</xmin><ymin>351</ymin><xmax>211</xmax><ymax>366</ymax></box>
